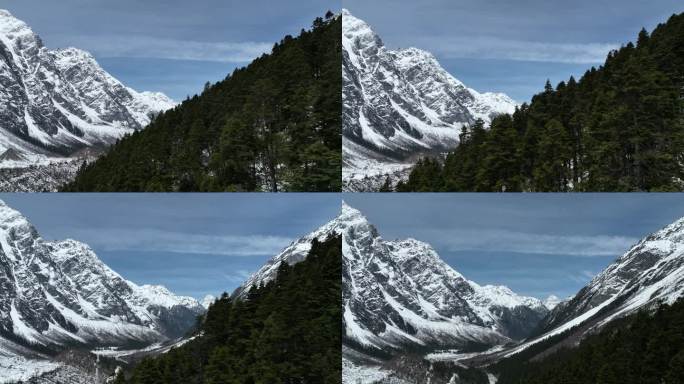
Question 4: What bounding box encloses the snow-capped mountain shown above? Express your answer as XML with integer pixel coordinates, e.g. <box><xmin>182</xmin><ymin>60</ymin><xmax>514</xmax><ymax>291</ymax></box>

<box><xmin>0</xmin><ymin>9</ymin><xmax>175</xmax><ymax>187</ymax></box>
<box><xmin>341</xmin><ymin>202</ymin><xmax>548</xmax><ymax>354</ymax></box>
<box><xmin>201</xmin><ymin>295</ymin><xmax>217</xmax><ymax>310</ymax></box>
<box><xmin>233</xmin><ymin>210</ymin><xmax>343</xmax><ymax>299</ymax></box>
<box><xmin>0</xmin><ymin>199</ymin><xmax>204</xmax><ymax>355</ymax></box>
<box><xmin>342</xmin><ymin>9</ymin><xmax>517</xmax><ymax>190</ymax></box>
<box><xmin>501</xmin><ymin>216</ymin><xmax>684</xmax><ymax>358</ymax></box>
<box><xmin>542</xmin><ymin>295</ymin><xmax>563</xmax><ymax>310</ymax></box>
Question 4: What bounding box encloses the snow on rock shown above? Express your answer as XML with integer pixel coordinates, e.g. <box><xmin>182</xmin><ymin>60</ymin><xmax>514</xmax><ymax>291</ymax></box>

<box><xmin>542</xmin><ymin>295</ymin><xmax>562</xmax><ymax>310</ymax></box>
<box><xmin>201</xmin><ymin>294</ymin><xmax>217</xmax><ymax>309</ymax></box>
<box><xmin>0</xmin><ymin>334</ymin><xmax>59</xmax><ymax>383</ymax></box>
<box><xmin>0</xmin><ymin>199</ymin><xmax>204</xmax><ymax>352</ymax></box>
<box><xmin>0</xmin><ymin>9</ymin><xmax>175</xmax><ymax>190</ymax></box>
<box><xmin>504</xmin><ymin>216</ymin><xmax>684</xmax><ymax>358</ymax></box>
<box><xmin>342</xmin><ymin>356</ymin><xmax>392</xmax><ymax>384</ymax></box>
<box><xmin>342</xmin><ymin>9</ymin><xmax>517</xmax><ymax>190</ymax></box>
<box><xmin>233</xmin><ymin>207</ymin><xmax>343</xmax><ymax>299</ymax></box>
<box><xmin>341</xmin><ymin>202</ymin><xmax>548</xmax><ymax>354</ymax></box>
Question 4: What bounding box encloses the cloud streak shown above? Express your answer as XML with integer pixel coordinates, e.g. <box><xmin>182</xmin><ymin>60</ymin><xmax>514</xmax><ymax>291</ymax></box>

<box><xmin>63</xmin><ymin>35</ymin><xmax>272</xmax><ymax>62</ymax></box>
<box><xmin>70</xmin><ymin>228</ymin><xmax>293</xmax><ymax>256</ymax></box>
<box><xmin>415</xmin><ymin>36</ymin><xmax>619</xmax><ymax>64</ymax></box>
<box><xmin>425</xmin><ymin>229</ymin><xmax>637</xmax><ymax>257</ymax></box>
<box><xmin>223</xmin><ymin>269</ymin><xmax>253</xmax><ymax>283</ymax></box>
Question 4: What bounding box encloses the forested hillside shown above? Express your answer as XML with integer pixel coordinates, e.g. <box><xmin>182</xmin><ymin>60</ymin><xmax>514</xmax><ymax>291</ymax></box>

<box><xmin>115</xmin><ymin>235</ymin><xmax>341</xmax><ymax>384</ymax></box>
<box><xmin>399</xmin><ymin>12</ymin><xmax>684</xmax><ymax>192</ymax></box>
<box><xmin>64</xmin><ymin>12</ymin><xmax>341</xmax><ymax>192</ymax></box>
<box><xmin>495</xmin><ymin>299</ymin><xmax>684</xmax><ymax>384</ymax></box>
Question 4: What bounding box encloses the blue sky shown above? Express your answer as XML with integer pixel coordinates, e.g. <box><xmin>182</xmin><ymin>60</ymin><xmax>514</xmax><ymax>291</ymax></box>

<box><xmin>0</xmin><ymin>0</ymin><xmax>337</xmax><ymax>100</ymax></box>
<box><xmin>1</xmin><ymin>194</ymin><xmax>339</xmax><ymax>300</ymax></box>
<box><xmin>343</xmin><ymin>0</ymin><xmax>684</xmax><ymax>102</ymax></box>
<box><xmin>344</xmin><ymin>194</ymin><xmax>684</xmax><ymax>300</ymax></box>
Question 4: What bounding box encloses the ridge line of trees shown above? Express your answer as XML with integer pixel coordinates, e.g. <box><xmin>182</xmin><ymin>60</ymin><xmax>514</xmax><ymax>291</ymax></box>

<box><xmin>399</xmin><ymin>12</ymin><xmax>684</xmax><ymax>192</ymax></box>
<box><xmin>64</xmin><ymin>12</ymin><xmax>341</xmax><ymax>192</ymax></box>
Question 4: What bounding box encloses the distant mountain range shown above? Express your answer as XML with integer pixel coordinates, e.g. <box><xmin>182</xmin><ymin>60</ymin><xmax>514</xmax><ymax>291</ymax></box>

<box><xmin>0</xmin><ymin>9</ymin><xmax>175</xmax><ymax>191</ymax></box>
<box><xmin>342</xmin><ymin>9</ymin><xmax>516</xmax><ymax>192</ymax></box>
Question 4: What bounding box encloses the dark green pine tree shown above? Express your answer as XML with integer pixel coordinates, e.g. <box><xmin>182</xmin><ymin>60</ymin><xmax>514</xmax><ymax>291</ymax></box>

<box><xmin>63</xmin><ymin>12</ymin><xmax>341</xmax><ymax>192</ymax></box>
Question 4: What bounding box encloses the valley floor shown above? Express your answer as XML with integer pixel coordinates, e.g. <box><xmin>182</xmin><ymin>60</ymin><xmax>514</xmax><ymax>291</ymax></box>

<box><xmin>0</xmin><ymin>160</ymin><xmax>83</xmax><ymax>192</ymax></box>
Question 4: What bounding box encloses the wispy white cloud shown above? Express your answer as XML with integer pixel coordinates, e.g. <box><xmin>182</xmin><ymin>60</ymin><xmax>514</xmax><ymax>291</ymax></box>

<box><xmin>415</xmin><ymin>36</ymin><xmax>619</xmax><ymax>64</ymax></box>
<box><xmin>223</xmin><ymin>269</ymin><xmax>253</xmax><ymax>283</ymax></box>
<box><xmin>70</xmin><ymin>228</ymin><xmax>292</xmax><ymax>256</ymax></box>
<box><xmin>426</xmin><ymin>229</ymin><xmax>637</xmax><ymax>257</ymax></box>
<box><xmin>569</xmin><ymin>269</ymin><xmax>599</xmax><ymax>283</ymax></box>
<box><xmin>63</xmin><ymin>35</ymin><xmax>273</xmax><ymax>62</ymax></box>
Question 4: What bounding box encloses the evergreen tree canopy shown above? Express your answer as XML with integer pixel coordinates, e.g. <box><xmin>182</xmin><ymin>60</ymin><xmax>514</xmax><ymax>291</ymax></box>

<box><xmin>64</xmin><ymin>13</ymin><xmax>341</xmax><ymax>192</ymax></box>
<box><xmin>401</xmin><ymin>12</ymin><xmax>684</xmax><ymax>192</ymax></box>
<box><xmin>495</xmin><ymin>298</ymin><xmax>684</xmax><ymax>384</ymax></box>
<box><xmin>122</xmin><ymin>235</ymin><xmax>342</xmax><ymax>384</ymax></box>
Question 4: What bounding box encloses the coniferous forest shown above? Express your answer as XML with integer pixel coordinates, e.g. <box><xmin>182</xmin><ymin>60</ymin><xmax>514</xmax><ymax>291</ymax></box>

<box><xmin>494</xmin><ymin>299</ymin><xmax>684</xmax><ymax>384</ymax></box>
<box><xmin>114</xmin><ymin>235</ymin><xmax>341</xmax><ymax>384</ymax></box>
<box><xmin>63</xmin><ymin>12</ymin><xmax>341</xmax><ymax>192</ymax></box>
<box><xmin>399</xmin><ymin>12</ymin><xmax>684</xmax><ymax>192</ymax></box>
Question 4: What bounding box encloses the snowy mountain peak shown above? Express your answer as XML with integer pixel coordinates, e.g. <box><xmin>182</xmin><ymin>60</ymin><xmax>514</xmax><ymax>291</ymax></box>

<box><xmin>542</xmin><ymin>295</ymin><xmax>562</xmax><ymax>310</ymax></box>
<box><xmin>340</xmin><ymin>201</ymin><xmax>369</xmax><ymax>224</ymax></box>
<box><xmin>0</xmin><ymin>10</ymin><xmax>175</xmax><ymax>170</ymax></box>
<box><xmin>342</xmin><ymin>8</ymin><xmax>381</xmax><ymax>46</ymax></box>
<box><xmin>201</xmin><ymin>295</ymin><xmax>217</xmax><ymax>309</ymax></box>
<box><xmin>342</xmin><ymin>10</ymin><xmax>518</xmax><ymax>191</ymax></box>
<box><xmin>0</xmin><ymin>201</ymin><xmax>204</xmax><ymax>353</ymax></box>
<box><xmin>342</xmin><ymin>205</ymin><xmax>549</xmax><ymax>353</ymax></box>
<box><xmin>234</xmin><ymin>211</ymin><xmax>342</xmax><ymax>298</ymax></box>
<box><xmin>0</xmin><ymin>9</ymin><xmax>32</xmax><ymax>35</ymax></box>
<box><xmin>134</xmin><ymin>284</ymin><xmax>202</xmax><ymax>310</ymax></box>
<box><xmin>0</xmin><ymin>199</ymin><xmax>36</xmax><ymax>234</ymax></box>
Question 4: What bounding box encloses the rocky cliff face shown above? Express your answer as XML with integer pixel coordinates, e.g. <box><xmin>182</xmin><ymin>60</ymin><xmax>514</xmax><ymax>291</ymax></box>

<box><xmin>0</xmin><ymin>9</ymin><xmax>174</xmax><ymax>190</ymax></box>
<box><xmin>342</xmin><ymin>9</ymin><xmax>517</xmax><ymax>190</ymax></box>
<box><xmin>340</xmin><ymin>203</ymin><xmax>548</xmax><ymax>354</ymax></box>
<box><xmin>0</xmin><ymin>200</ymin><xmax>203</xmax><ymax>351</ymax></box>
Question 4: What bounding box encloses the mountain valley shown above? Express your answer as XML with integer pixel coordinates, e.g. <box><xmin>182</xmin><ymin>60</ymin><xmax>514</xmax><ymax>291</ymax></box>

<box><xmin>341</xmin><ymin>203</ymin><xmax>684</xmax><ymax>384</ymax></box>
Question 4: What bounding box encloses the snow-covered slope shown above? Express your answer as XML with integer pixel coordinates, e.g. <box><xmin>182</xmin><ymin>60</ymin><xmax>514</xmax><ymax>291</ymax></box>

<box><xmin>341</xmin><ymin>202</ymin><xmax>548</xmax><ymax>354</ymax></box>
<box><xmin>502</xmin><ymin>216</ymin><xmax>684</xmax><ymax>358</ymax></box>
<box><xmin>342</xmin><ymin>9</ymin><xmax>517</xmax><ymax>190</ymax></box>
<box><xmin>0</xmin><ymin>336</ymin><xmax>59</xmax><ymax>383</ymax></box>
<box><xmin>0</xmin><ymin>9</ymin><xmax>174</xmax><ymax>184</ymax></box>
<box><xmin>201</xmin><ymin>295</ymin><xmax>217</xmax><ymax>310</ymax></box>
<box><xmin>542</xmin><ymin>295</ymin><xmax>562</xmax><ymax>310</ymax></box>
<box><xmin>0</xmin><ymin>199</ymin><xmax>204</xmax><ymax>355</ymax></box>
<box><xmin>233</xmin><ymin>210</ymin><xmax>343</xmax><ymax>299</ymax></box>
